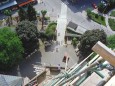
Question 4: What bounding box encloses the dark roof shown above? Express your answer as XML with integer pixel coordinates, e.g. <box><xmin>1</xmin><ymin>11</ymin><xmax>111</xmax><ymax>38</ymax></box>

<box><xmin>0</xmin><ymin>0</ymin><xmax>17</xmax><ymax>10</ymax></box>
<box><xmin>67</xmin><ymin>21</ymin><xmax>78</xmax><ymax>30</ymax></box>
<box><xmin>16</xmin><ymin>0</ymin><xmax>28</xmax><ymax>4</ymax></box>
<box><xmin>65</xmin><ymin>33</ymin><xmax>81</xmax><ymax>37</ymax></box>
<box><xmin>0</xmin><ymin>74</ymin><xmax>23</xmax><ymax>86</ymax></box>
<box><xmin>0</xmin><ymin>0</ymin><xmax>9</xmax><ymax>3</ymax></box>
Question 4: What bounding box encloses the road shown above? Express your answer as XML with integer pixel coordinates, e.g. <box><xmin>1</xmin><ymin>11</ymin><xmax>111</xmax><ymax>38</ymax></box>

<box><xmin>34</xmin><ymin>0</ymin><xmax>115</xmax><ymax>35</ymax></box>
<box><xmin>0</xmin><ymin>0</ymin><xmax>114</xmax><ymax>35</ymax></box>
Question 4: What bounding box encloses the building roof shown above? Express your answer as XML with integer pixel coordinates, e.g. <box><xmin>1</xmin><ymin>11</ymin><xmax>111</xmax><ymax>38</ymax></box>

<box><xmin>16</xmin><ymin>0</ymin><xmax>28</xmax><ymax>4</ymax></box>
<box><xmin>0</xmin><ymin>74</ymin><xmax>23</xmax><ymax>86</ymax></box>
<box><xmin>0</xmin><ymin>0</ymin><xmax>9</xmax><ymax>4</ymax></box>
<box><xmin>67</xmin><ymin>21</ymin><xmax>78</xmax><ymax>30</ymax></box>
<box><xmin>104</xmin><ymin>75</ymin><xmax>115</xmax><ymax>86</ymax></box>
<box><xmin>0</xmin><ymin>0</ymin><xmax>17</xmax><ymax>10</ymax></box>
<box><xmin>67</xmin><ymin>21</ymin><xmax>86</xmax><ymax>35</ymax></box>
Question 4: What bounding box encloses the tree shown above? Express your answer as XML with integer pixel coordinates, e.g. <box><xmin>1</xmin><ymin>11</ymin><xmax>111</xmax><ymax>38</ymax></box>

<box><xmin>107</xmin><ymin>35</ymin><xmax>115</xmax><ymax>49</ymax></box>
<box><xmin>86</xmin><ymin>8</ymin><xmax>92</xmax><ymax>19</ymax></box>
<box><xmin>78</xmin><ymin>29</ymin><xmax>107</xmax><ymax>56</ymax></box>
<box><xmin>72</xmin><ymin>37</ymin><xmax>78</xmax><ymax>47</ymax></box>
<box><xmin>45</xmin><ymin>22</ymin><xmax>57</xmax><ymax>41</ymax></box>
<box><xmin>3</xmin><ymin>9</ymin><xmax>12</xmax><ymax>26</ymax></box>
<box><xmin>0</xmin><ymin>27</ymin><xmax>24</xmax><ymax>70</ymax></box>
<box><xmin>41</xmin><ymin>10</ymin><xmax>47</xmax><ymax>29</ymax></box>
<box><xmin>18</xmin><ymin>7</ymin><xmax>28</xmax><ymax>21</ymax></box>
<box><xmin>16</xmin><ymin>21</ymin><xmax>39</xmax><ymax>57</ymax></box>
<box><xmin>108</xmin><ymin>0</ymin><xmax>115</xmax><ymax>6</ymax></box>
<box><xmin>98</xmin><ymin>3</ymin><xmax>105</xmax><ymax>13</ymax></box>
<box><xmin>27</xmin><ymin>4</ymin><xmax>37</xmax><ymax>21</ymax></box>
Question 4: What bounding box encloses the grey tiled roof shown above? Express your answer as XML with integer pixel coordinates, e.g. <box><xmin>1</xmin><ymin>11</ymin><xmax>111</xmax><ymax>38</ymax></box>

<box><xmin>0</xmin><ymin>74</ymin><xmax>23</xmax><ymax>86</ymax></box>
<box><xmin>67</xmin><ymin>21</ymin><xmax>78</xmax><ymax>30</ymax></box>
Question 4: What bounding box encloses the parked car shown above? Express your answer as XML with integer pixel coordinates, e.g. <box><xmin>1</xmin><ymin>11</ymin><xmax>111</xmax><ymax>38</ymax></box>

<box><xmin>103</xmin><ymin>0</ymin><xmax>108</xmax><ymax>3</ymax></box>
<box><xmin>101</xmin><ymin>0</ymin><xmax>107</xmax><ymax>6</ymax></box>
<box><xmin>92</xmin><ymin>3</ymin><xmax>97</xmax><ymax>9</ymax></box>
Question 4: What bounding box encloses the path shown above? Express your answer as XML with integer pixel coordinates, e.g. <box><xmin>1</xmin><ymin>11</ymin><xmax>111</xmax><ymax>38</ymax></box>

<box><xmin>56</xmin><ymin>3</ymin><xmax>67</xmax><ymax>46</ymax></box>
<box><xmin>92</xmin><ymin>9</ymin><xmax>115</xmax><ymax>35</ymax></box>
<box><xmin>105</xmin><ymin>9</ymin><xmax>115</xmax><ymax>33</ymax></box>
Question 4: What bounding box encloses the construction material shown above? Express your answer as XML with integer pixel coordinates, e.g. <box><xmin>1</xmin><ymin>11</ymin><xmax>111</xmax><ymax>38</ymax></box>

<box><xmin>58</xmin><ymin>57</ymin><xmax>103</xmax><ymax>86</ymax></box>
<box><xmin>92</xmin><ymin>41</ymin><xmax>115</xmax><ymax>66</ymax></box>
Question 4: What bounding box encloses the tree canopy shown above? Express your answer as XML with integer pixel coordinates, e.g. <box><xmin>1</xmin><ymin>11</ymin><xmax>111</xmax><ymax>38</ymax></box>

<box><xmin>78</xmin><ymin>29</ymin><xmax>107</xmax><ymax>56</ymax></box>
<box><xmin>72</xmin><ymin>37</ymin><xmax>78</xmax><ymax>47</ymax></box>
<box><xmin>18</xmin><ymin>7</ymin><xmax>28</xmax><ymax>21</ymax></box>
<box><xmin>16</xmin><ymin>21</ymin><xmax>39</xmax><ymax>57</ymax></box>
<box><xmin>3</xmin><ymin>9</ymin><xmax>12</xmax><ymax>26</ymax></box>
<box><xmin>107</xmin><ymin>35</ymin><xmax>115</xmax><ymax>49</ymax></box>
<box><xmin>41</xmin><ymin>10</ymin><xmax>47</xmax><ymax>29</ymax></box>
<box><xmin>45</xmin><ymin>22</ymin><xmax>57</xmax><ymax>40</ymax></box>
<box><xmin>86</xmin><ymin>8</ymin><xmax>92</xmax><ymax>19</ymax></box>
<box><xmin>0</xmin><ymin>27</ymin><xmax>24</xmax><ymax>70</ymax></box>
<box><xmin>27</xmin><ymin>4</ymin><xmax>37</xmax><ymax>21</ymax></box>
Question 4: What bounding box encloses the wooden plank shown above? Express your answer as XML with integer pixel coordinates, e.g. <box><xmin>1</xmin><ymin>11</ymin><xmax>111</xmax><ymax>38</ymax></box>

<box><xmin>92</xmin><ymin>41</ymin><xmax>115</xmax><ymax>66</ymax></box>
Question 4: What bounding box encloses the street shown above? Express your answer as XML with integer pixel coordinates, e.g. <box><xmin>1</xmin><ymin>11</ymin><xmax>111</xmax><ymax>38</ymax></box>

<box><xmin>33</xmin><ymin>0</ymin><xmax>115</xmax><ymax>35</ymax></box>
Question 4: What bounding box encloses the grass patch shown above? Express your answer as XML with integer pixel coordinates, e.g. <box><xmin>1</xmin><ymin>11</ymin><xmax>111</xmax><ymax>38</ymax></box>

<box><xmin>0</xmin><ymin>20</ymin><xmax>3</xmax><ymax>26</ymax></box>
<box><xmin>108</xmin><ymin>18</ymin><xmax>115</xmax><ymax>31</ymax></box>
<box><xmin>110</xmin><ymin>11</ymin><xmax>115</xmax><ymax>17</ymax></box>
<box><xmin>45</xmin><ymin>22</ymin><xmax>57</xmax><ymax>37</ymax></box>
<box><xmin>90</xmin><ymin>12</ymin><xmax>106</xmax><ymax>26</ymax></box>
<box><xmin>107</xmin><ymin>35</ymin><xmax>115</xmax><ymax>49</ymax></box>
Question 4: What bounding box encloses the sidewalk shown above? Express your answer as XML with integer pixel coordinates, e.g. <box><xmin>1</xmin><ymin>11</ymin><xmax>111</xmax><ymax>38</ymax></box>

<box><xmin>56</xmin><ymin>3</ymin><xmax>67</xmax><ymax>46</ymax></box>
<box><xmin>92</xmin><ymin>9</ymin><xmax>115</xmax><ymax>34</ymax></box>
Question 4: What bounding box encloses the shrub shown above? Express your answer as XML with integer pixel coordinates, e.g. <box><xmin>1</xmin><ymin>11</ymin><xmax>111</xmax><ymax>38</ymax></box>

<box><xmin>45</xmin><ymin>22</ymin><xmax>57</xmax><ymax>41</ymax></box>
<box><xmin>95</xmin><ymin>14</ymin><xmax>99</xmax><ymax>18</ymax></box>
<box><xmin>101</xmin><ymin>16</ymin><xmax>104</xmax><ymax>21</ymax></box>
<box><xmin>86</xmin><ymin>8</ymin><xmax>92</xmax><ymax>19</ymax></box>
<box><xmin>72</xmin><ymin>37</ymin><xmax>78</xmax><ymax>47</ymax></box>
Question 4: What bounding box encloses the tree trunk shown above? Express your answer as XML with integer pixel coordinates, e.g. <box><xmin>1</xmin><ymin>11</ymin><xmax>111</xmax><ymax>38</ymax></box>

<box><xmin>10</xmin><ymin>15</ymin><xmax>12</xmax><ymax>25</ymax></box>
<box><xmin>41</xmin><ymin>15</ymin><xmax>44</xmax><ymax>29</ymax></box>
<box><xmin>8</xmin><ymin>17</ymin><xmax>10</xmax><ymax>27</ymax></box>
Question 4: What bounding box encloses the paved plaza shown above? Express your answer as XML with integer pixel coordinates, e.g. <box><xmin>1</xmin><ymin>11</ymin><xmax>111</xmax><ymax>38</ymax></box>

<box><xmin>40</xmin><ymin>42</ymin><xmax>79</xmax><ymax>68</ymax></box>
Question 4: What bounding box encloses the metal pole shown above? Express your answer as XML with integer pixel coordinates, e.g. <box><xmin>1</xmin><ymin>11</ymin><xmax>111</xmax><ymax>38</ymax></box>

<box><xmin>65</xmin><ymin>56</ymin><xmax>68</xmax><ymax>71</ymax></box>
<box><xmin>58</xmin><ymin>57</ymin><xmax>103</xmax><ymax>86</ymax></box>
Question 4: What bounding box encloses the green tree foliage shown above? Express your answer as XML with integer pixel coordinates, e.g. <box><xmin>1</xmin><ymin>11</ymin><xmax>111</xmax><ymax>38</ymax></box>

<box><xmin>16</xmin><ymin>21</ymin><xmax>39</xmax><ymax>57</ymax></box>
<box><xmin>107</xmin><ymin>35</ymin><xmax>115</xmax><ymax>49</ymax></box>
<box><xmin>108</xmin><ymin>0</ymin><xmax>115</xmax><ymax>6</ymax></box>
<box><xmin>79</xmin><ymin>29</ymin><xmax>107</xmax><ymax>56</ymax></box>
<box><xmin>72</xmin><ymin>37</ymin><xmax>78</xmax><ymax>47</ymax></box>
<box><xmin>0</xmin><ymin>27</ymin><xmax>24</xmax><ymax>70</ymax></box>
<box><xmin>27</xmin><ymin>4</ymin><xmax>37</xmax><ymax>21</ymax></box>
<box><xmin>41</xmin><ymin>10</ymin><xmax>47</xmax><ymax>29</ymax></box>
<box><xmin>98</xmin><ymin>0</ymin><xmax>115</xmax><ymax>13</ymax></box>
<box><xmin>86</xmin><ymin>8</ymin><xmax>92</xmax><ymax>19</ymax></box>
<box><xmin>3</xmin><ymin>9</ymin><xmax>12</xmax><ymax>26</ymax></box>
<box><xmin>18</xmin><ymin>7</ymin><xmax>28</xmax><ymax>21</ymax></box>
<box><xmin>45</xmin><ymin>22</ymin><xmax>57</xmax><ymax>40</ymax></box>
<box><xmin>98</xmin><ymin>3</ymin><xmax>105</xmax><ymax>13</ymax></box>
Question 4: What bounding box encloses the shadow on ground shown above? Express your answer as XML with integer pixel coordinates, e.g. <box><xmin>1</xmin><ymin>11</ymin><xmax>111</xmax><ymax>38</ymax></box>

<box><xmin>6</xmin><ymin>51</ymin><xmax>42</xmax><ymax>79</ymax></box>
<box><xmin>45</xmin><ymin>42</ymin><xmax>57</xmax><ymax>52</ymax></box>
<box><xmin>61</xmin><ymin>0</ymin><xmax>100</xmax><ymax>13</ymax></box>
